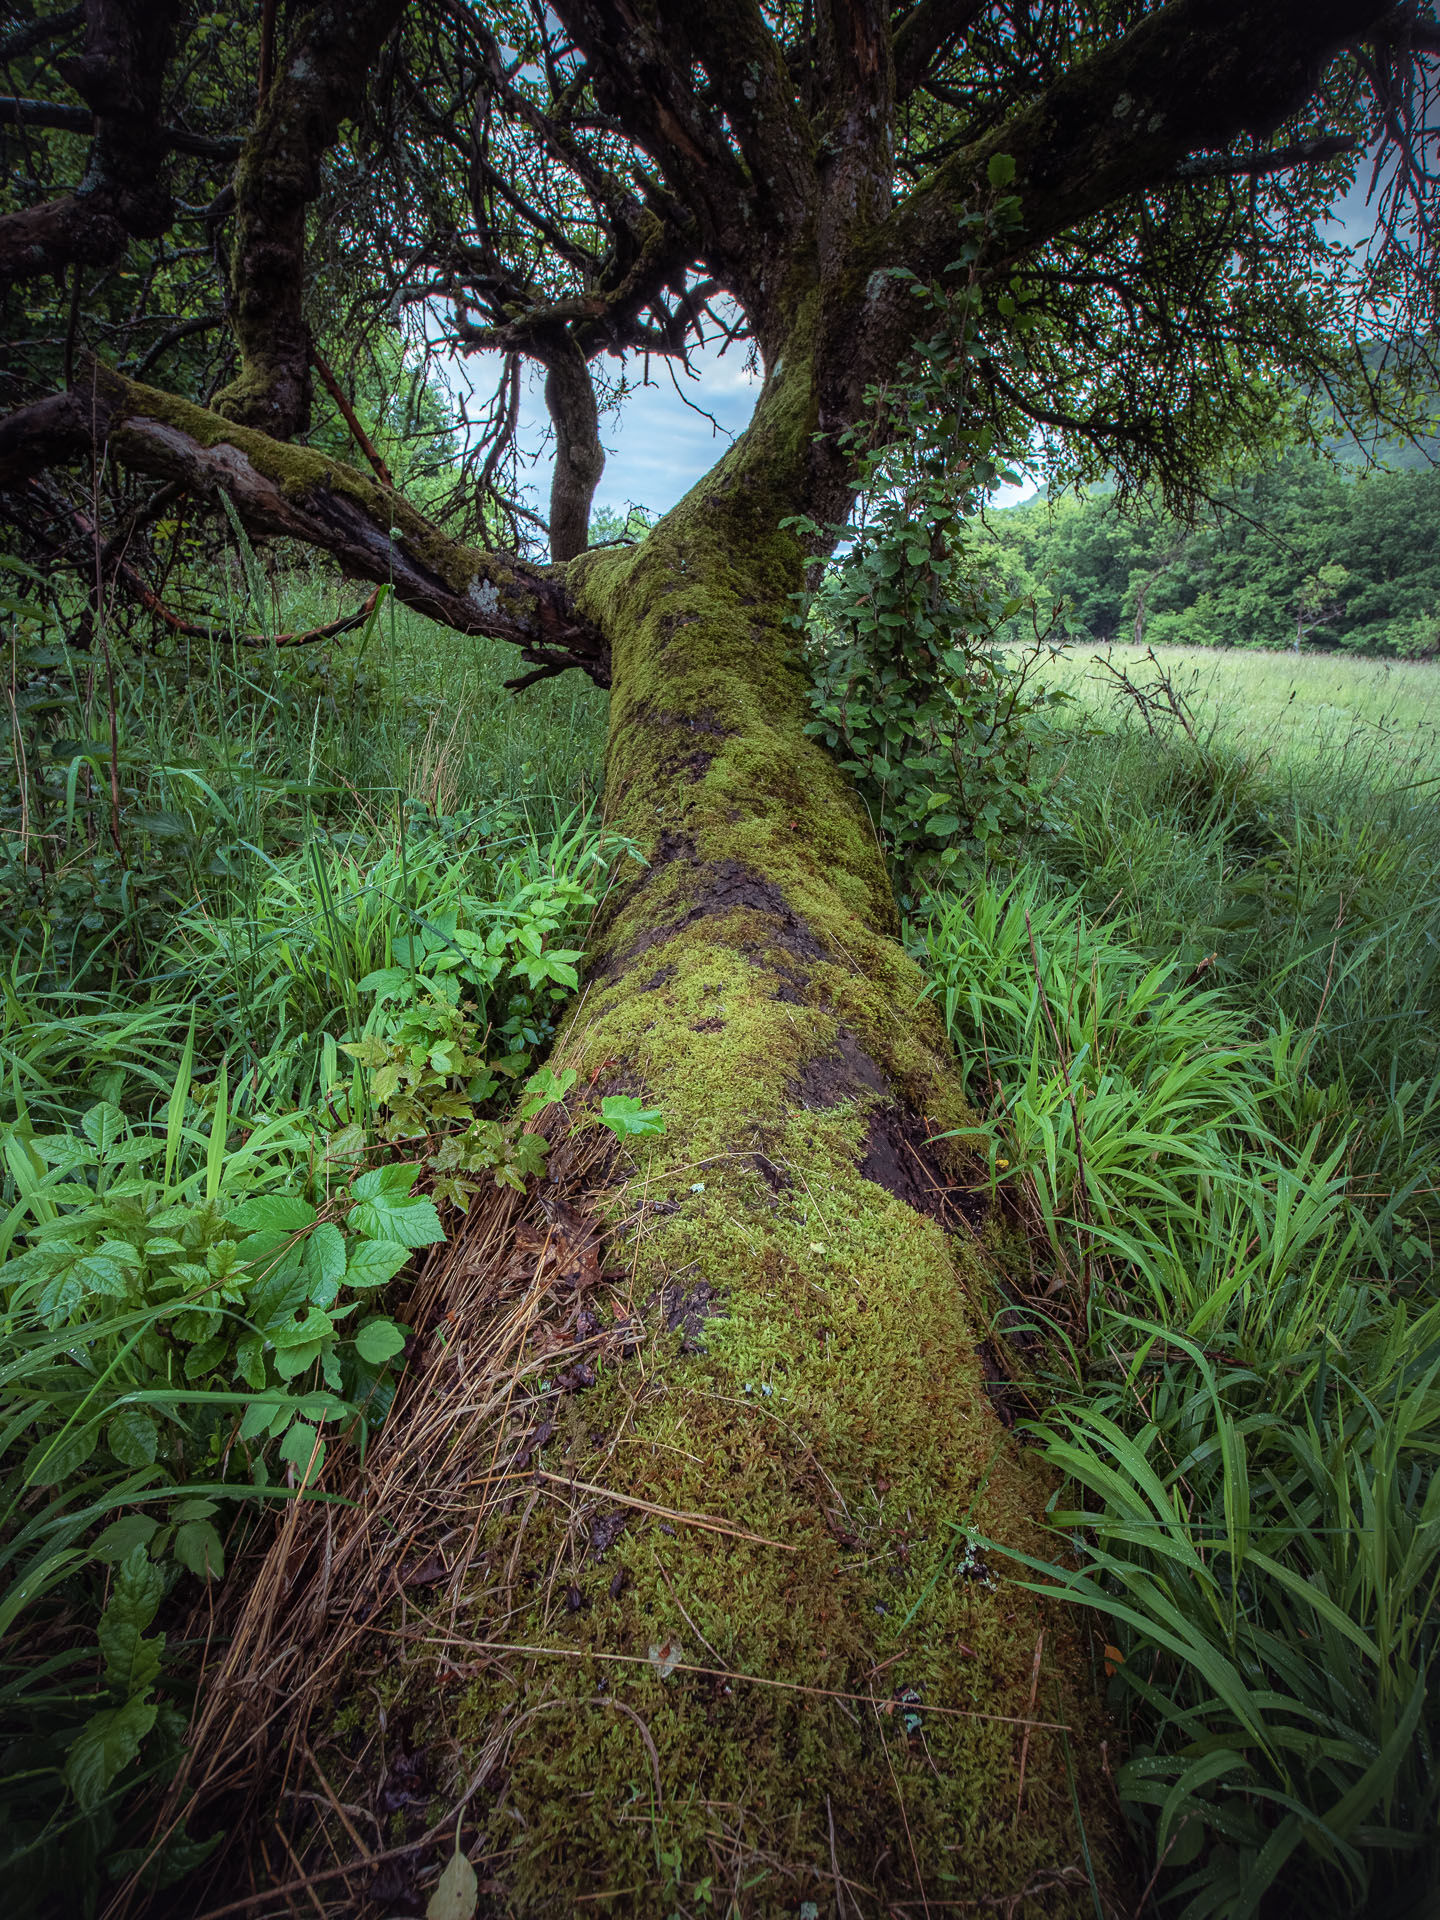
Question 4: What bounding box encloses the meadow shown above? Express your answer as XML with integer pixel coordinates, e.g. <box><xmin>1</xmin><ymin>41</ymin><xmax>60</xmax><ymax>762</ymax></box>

<box><xmin>2</xmin><ymin>579</ymin><xmax>1437</xmax><ymax>1917</ymax></box>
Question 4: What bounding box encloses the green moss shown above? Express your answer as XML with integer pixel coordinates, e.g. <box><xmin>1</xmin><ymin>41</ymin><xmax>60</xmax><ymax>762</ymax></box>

<box><xmin>101</xmin><ymin>365</ymin><xmax>544</xmax><ymax>608</ymax></box>
<box><xmin>397</xmin><ymin>361</ymin><xmax>1127</xmax><ymax>1910</ymax></box>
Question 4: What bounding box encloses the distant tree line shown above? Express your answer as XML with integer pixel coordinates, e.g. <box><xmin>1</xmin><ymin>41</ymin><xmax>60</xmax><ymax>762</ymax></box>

<box><xmin>986</xmin><ymin>451</ymin><xmax>1440</xmax><ymax>656</ymax></box>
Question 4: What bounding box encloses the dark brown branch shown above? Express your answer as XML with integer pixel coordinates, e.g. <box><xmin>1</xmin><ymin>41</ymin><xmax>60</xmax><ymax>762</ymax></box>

<box><xmin>309</xmin><ymin>345</ymin><xmax>396</xmax><ymax>489</ymax></box>
<box><xmin>213</xmin><ymin>0</ymin><xmax>410</xmax><ymax>438</ymax></box>
<box><xmin>0</xmin><ymin>95</ymin><xmax>241</xmax><ymax>159</ymax></box>
<box><xmin>0</xmin><ymin>6</ymin><xmax>84</xmax><ymax>62</ymax></box>
<box><xmin>892</xmin><ymin>0</ymin><xmax>989</xmax><ymax>102</ymax></box>
<box><xmin>0</xmin><ymin>0</ymin><xmax>185</xmax><ymax>282</ymax></box>
<box><xmin>537</xmin><ymin>329</ymin><xmax>605</xmax><ymax>562</ymax></box>
<box><xmin>120</xmin><ymin>573</ymin><xmax>384</xmax><ymax>650</ymax></box>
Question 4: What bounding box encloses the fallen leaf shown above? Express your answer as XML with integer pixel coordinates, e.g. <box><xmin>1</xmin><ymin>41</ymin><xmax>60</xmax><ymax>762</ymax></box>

<box><xmin>426</xmin><ymin>1843</ymin><xmax>478</xmax><ymax>1920</ymax></box>
<box><xmin>648</xmin><ymin>1634</ymin><xmax>684</xmax><ymax>1679</ymax></box>
<box><xmin>1103</xmin><ymin>1643</ymin><xmax>1125</xmax><ymax>1677</ymax></box>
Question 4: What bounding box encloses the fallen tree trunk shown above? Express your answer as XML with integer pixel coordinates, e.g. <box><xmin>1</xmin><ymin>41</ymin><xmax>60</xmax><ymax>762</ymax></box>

<box><xmin>401</xmin><ymin>361</ymin><xmax>1127</xmax><ymax>1911</ymax></box>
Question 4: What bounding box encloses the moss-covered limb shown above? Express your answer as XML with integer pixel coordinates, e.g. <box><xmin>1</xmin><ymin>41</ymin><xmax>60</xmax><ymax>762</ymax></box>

<box><xmin>0</xmin><ymin>362</ymin><xmax>610</xmax><ymax>684</ymax></box>
<box><xmin>395</xmin><ymin>362</ymin><xmax>1129</xmax><ymax>1912</ymax></box>
<box><xmin>212</xmin><ymin>0</ymin><xmax>408</xmax><ymax>437</ymax></box>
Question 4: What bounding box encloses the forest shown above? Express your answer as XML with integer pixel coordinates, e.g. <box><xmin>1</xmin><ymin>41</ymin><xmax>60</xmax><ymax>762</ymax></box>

<box><xmin>1</xmin><ymin>4</ymin><xmax>1439</xmax><ymax>1919</ymax></box>
<box><xmin>987</xmin><ymin>451</ymin><xmax>1440</xmax><ymax>655</ymax></box>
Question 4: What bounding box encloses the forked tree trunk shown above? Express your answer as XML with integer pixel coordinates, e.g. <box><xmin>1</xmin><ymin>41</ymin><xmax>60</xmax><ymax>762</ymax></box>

<box><xmin>447</xmin><ymin>358</ymin><xmax>1126</xmax><ymax>1911</ymax></box>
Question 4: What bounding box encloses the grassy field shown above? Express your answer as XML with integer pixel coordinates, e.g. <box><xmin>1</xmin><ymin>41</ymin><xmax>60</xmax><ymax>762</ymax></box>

<box><xmin>3</xmin><ymin>578</ymin><xmax>1437</xmax><ymax>1917</ymax></box>
<box><xmin>1041</xmin><ymin>638</ymin><xmax>1440</xmax><ymax>780</ymax></box>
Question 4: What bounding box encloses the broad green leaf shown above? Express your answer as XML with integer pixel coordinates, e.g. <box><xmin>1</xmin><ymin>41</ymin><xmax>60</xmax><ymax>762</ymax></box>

<box><xmin>427</xmin><ymin>1843</ymin><xmax>479</xmax><ymax>1920</ymax></box>
<box><xmin>107</xmin><ymin>1408</ymin><xmax>158</xmax><ymax>1467</ymax></box>
<box><xmin>173</xmin><ymin>1519</ymin><xmax>225</xmax><ymax>1581</ymax></box>
<box><xmin>92</xmin><ymin>1515</ymin><xmax>161</xmax><ymax>1562</ymax></box>
<box><xmin>351</xmin><ymin>1161</ymin><xmax>423</xmax><ymax>1200</ymax></box>
<box><xmin>598</xmin><ymin>1095</ymin><xmax>665</xmax><ymax>1141</ymax></box>
<box><xmin>303</xmin><ymin>1222</ymin><xmax>347</xmax><ymax>1293</ymax></box>
<box><xmin>81</xmin><ymin>1102</ymin><xmax>127</xmax><ymax>1152</ymax></box>
<box><xmin>355</xmin><ymin>1317</ymin><xmax>407</xmax><ymax>1365</ymax></box>
<box><xmin>348</xmin><ymin>1188</ymin><xmax>444</xmax><ymax>1249</ymax></box>
<box><xmin>344</xmin><ymin>1239</ymin><xmax>411</xmax><ymax>1289</ymax></box>
<box><xmin>228</xmin><ymin>1194</ymin><xmax>317</xmax><ymax>1234</ymax></box>
<box><xmin>64</xmin><ymin>1698</ymin><xmax>159</xmax><ymax>1810</ymax></box>
<box><xmin>278</xmin><ymin>1420</ymin><xmax>326</xmax><ymax>1476</ymax></box>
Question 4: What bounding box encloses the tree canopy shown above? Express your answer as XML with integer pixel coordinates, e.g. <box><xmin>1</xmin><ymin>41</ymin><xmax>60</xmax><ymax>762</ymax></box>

<box><xmin>2</xmin><ymin>0</ymin><xmax>1438</xmax><ymax>628</ymax></box>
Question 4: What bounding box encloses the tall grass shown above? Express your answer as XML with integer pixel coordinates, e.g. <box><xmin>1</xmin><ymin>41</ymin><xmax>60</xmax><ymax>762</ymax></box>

<box><xmin>0</xmin><ymin>560</ymin><xmax>620</xmax><ymax>1913</ymax></box>
<box><xmin>918</xmin><ymin>664</ymin><xmax>1440</xmax><ymax>1915</ymax></box>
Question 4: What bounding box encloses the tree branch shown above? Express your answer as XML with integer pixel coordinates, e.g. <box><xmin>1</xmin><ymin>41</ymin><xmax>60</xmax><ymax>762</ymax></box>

<box><xmin>0</xmin><ymin>95</ymin><xmax>241</xmax><ymax>159</ymax></box>
<box><xmin>892</xmin><ymin>0</ymin><xmax>989</xmax><ymax>103</ymax></box>
<box><xmin>213</xmin><ymin>0</ymin><xmax>410</xmax><ymax>438</ymax></box>
<box><xmin>0</xmin><ymin>0</ymin><xmax>185</xmax><ymax>282</ymax></box>
<box><xmin>0</xmin><ymin>364</ymin><xmax>611</xmax><ymax>686</ymax></box>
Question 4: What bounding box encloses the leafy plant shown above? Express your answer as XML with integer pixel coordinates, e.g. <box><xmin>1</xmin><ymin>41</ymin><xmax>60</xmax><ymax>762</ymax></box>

<box><xmin>789</xmin><ymin>192</ymin><xmax>1068</xmax><ymax>891</ymax></box>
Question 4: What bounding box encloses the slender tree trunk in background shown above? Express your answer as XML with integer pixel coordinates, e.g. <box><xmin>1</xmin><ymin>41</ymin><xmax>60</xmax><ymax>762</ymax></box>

<box><xmin>449</xmin><ymin>358</ymin><xmax>1127</xmax><ymax>1910</ymax></box>
<box><xmin>541</xmin><ymin>331</ymin><xmax>606</xmax><ymax>562</ymax></box>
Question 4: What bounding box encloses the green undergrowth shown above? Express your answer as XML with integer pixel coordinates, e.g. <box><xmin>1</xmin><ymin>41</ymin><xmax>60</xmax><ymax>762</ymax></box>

<box><xmin>917</xmin><ymin>834</ymin><xmax>1440</xmax><ymax>1914</ymax></box>
<box><xmin>0</xmin><ymin>562</ymin><xmax>624</xmax><ymax>1914</ymax></box>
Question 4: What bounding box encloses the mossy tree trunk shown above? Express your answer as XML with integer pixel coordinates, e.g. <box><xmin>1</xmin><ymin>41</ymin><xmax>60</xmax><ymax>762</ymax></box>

<box><xmin>0</xmin><ymin>4</ymin><xmax>1409</xmax><ymax>1906</ymax></box>
<box><xmin>435</xmin><ymin>349</ymin><xmax>1126</xmax><ymax>1913</ymax></box>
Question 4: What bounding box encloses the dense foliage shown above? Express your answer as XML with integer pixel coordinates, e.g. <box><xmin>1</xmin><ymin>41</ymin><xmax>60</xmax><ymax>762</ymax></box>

<box><xmin>988</xmin><ymin>451</ymin><xmax>1440</xmax><ymax>656</ymax></box>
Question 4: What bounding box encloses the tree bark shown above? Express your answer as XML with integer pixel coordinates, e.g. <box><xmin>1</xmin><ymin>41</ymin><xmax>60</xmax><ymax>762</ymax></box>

<box><xmin>211</xmin><ymin>0</ymin><xmax>409</xmax><ymax>438</ymax></box>
<box><xmin>432</xmin><ymin>354</ymin><xmax>1128</xmax><ymax>1910</ymax></box>
<box><xmin>540</xmin><ymin>329</ymin><xmax>606</xmax><ymax>562</ymax></box>
<box><xmin>0</xmin><ymin>0</ymin><xmax>184</xmax><ymax>283</ymax></box>
<box><xmin>0</xmin><ymin>364</ymin><xmax>610</xmax><ymax>686</ymax></box>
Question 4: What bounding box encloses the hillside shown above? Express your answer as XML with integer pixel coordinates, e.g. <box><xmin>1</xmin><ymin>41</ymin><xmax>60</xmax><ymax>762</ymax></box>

<box><xmin>988</xmin><ymin>451</ymin><xmax>1440</xmax><ymax>655</ymax></box>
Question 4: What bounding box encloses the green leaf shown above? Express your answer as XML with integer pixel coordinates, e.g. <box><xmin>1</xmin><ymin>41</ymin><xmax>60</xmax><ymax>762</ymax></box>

<box><xmin>598</xmin><ymin>1095</ymin><xmax>665</xmax><ymax>1141</ymax></box>
<box><xmin>64</xmin><ymin>1697</ymin><xmax>159</xmax><ymax>1810</ymax></box>
<box><xmin>25</xmin><ymin>1421</ymin><xmax>100</xmax><ymax>1485</ymax></box>
<box><xmin>81</xmin><ymin>1102</ymin><xmax>127</xmax><ymax>1152</ymax></box>
<box><xmin>107</xmin><ymin>1408</ymin><xmax>159</xmax><ymax>1467</ymax></box>
<box><xmin>355</xmin><ymin>1317</ymin><xmax>407</xmax><ymax>1366</ymax></box>
<box><xmin>228</xmin><ymin>1193</ymin><xmax>317</xmax><ymax>1234</ymax></box>
<box><xmin>92</xmin><ymin>1516</ymin><xmax>161</xmax><ymax>1563</ymax></box>
<box><xmin>348</xmin><ymin>1183</ymin><xmax>445</xmax><ymax>1249</ymax></box>
<box><xmin>427</xmin><ymin>1843</ymin><xmax>479</xmax><ymax>1920</ymax></box>
<box><xmin>173</xmin><ymin>1519</ymin><xmax>225</xmax><ymax>1581</ymax></box>
<box><xmin>273</xmin><ymin>1337</ymin><xmax>329</xmax><ymax>1381</ymax></box>
<box><xmin>350</xmin><ymin>1160</ymin><xmax>423</xmax><ymax>1199</ymax></box>
<box><xmin>278</xmin><ymin>1420</ymin><xmax>326</xmax><ymax>1476</ymax></box>
<box><xmin>986</xmin><ymin>152</ymin><xmax>1016</xmax><ymax>188</ymax></box>
<box><xmin>344</xmin><ymin>1239</ymin><xmax>411</xmax><ymax>1289</ymax></box>
<box><xmin>303</xmin><ymin>1222</ymin><xmax>347</xmax><ymax>1294</ymax></box>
